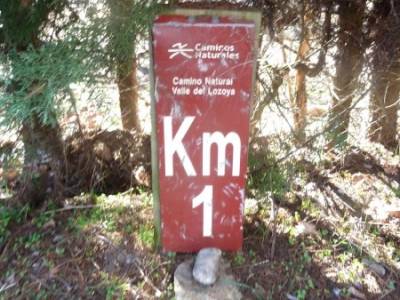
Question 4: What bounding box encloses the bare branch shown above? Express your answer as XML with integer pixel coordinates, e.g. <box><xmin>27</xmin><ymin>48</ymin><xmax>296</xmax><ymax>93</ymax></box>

<box><xmin>295</xmin><ymin>0</ymin><xmax>333</xmax><ymax>77</ymax></box>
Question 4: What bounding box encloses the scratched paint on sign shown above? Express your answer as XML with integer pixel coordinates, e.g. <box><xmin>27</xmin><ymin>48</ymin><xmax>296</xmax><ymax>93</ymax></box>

<box><xmin>152</xmin><ymin>14</ymin><xmax>258</xmax><ymax>252</ymax></box>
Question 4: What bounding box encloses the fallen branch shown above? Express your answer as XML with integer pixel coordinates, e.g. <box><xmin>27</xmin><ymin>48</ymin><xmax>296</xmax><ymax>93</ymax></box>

<box><xmin>44</xmin><ymin>204</ymin><xmax>99</xmax><ymax>214</ymax></box>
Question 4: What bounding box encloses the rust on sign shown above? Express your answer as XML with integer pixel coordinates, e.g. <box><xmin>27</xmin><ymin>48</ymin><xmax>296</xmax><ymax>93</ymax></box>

<box><xmin>151</xmin><ymin>11</ymin><xmax>260</xmax><ymax>252</ymax></box>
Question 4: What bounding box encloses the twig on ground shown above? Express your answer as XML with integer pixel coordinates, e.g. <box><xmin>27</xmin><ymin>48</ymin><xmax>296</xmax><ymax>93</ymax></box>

<box><xmin>148</xmin><ymin>261</ymin><xmax>172</xmax><ymax>277</ymax></box>
<box><xmin>0</xmin><ymin>282</ymin><xmax>16</xmax><ymax>293</ymax></box>
<box><xmin>270</xmin><ymin>197</ymin><xmax>277</xmax><ymax>260</ymax></box>
<box><xmin>132</xmin><ymin>258</ymin><xmax>162</xmax><ymax>297</ymax></box>
<box><xmin>73</xmin><ymin>263</ymin><xmax>84</xmax><ymax>289</ymax></box>
<box><xmin>233</xmin><ymin>258</ymin><xmax>270</xmax><ymax>270</ymax></box>
<box><xmin>0</xmin><ymin>239</ymin><xmax>11</xmax><ymax>262</ymax></box>
<box><xmin>378</xmin><ymin>288</ymin><xmax>395</xmax><ymax>300</ymax></box>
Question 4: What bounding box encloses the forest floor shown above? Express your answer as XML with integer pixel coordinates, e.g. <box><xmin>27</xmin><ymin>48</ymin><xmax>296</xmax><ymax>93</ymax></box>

<box><xmin>0</xmin><ymin>136</ymin><xmax>400</xmax><ymax>299</ymax></box>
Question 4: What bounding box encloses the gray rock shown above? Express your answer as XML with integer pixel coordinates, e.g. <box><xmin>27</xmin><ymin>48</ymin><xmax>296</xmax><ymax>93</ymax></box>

<box><xmin>286</xmin><ymin>294</ymin><xmax>298</xmax><ymax>300</ymax></box>
<box><xmin>116</xmin><ymin>251</ymin><xmax>136</xmax><ymax>266</ymax></box>
<box><xmin>332</xmin><ymin>288</ymin><xmax>341</xmax><ymax>298</ymax></box>
<box><xmin>126</xmin><ymin>254</ymin><xmax>136</xmax><ymax>265</ymax></box>
<box><xmin>174</xmin><ymin>259</ymin><xmax>242</xmax><ymax>300</ymax></box>
<box><xmin>362</xmin><ymin>259</ymin><xmax>386</xmax><ymax>277</ymax></box>
<box><xmin>193</xmin><ymin>248</ymin><xmax>221</xmax><ymax>285</ymax></box>
<box><xmin>348</xmin><ymin>286</ymin><xmax>366</xmax><ymax>300</ymax></box>
<box><xmin>52</xmin><ymin>234</ymin><xmax>63</xmax><ymax>243</ymax></box>
<box><xmin>32</xmin><ymin>260</ymin><xmax>42</xmax><ymax>273</ymax></box>
<box><xmin>117</xmin><ymin>252</ymin><xmax>127</xmax><ymax>264</ymax></box>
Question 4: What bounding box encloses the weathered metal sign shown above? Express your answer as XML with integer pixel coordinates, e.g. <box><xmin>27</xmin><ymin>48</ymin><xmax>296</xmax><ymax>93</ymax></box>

<box><xmin>151</xmin><ymin>10</ymin><xmax>260</xmax><ymax>252</ymax></box>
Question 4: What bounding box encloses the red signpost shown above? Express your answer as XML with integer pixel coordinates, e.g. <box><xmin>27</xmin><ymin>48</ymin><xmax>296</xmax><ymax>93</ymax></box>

<box><xmin>151</xmin><ymin>10</ymin><xmax>260</xmax><ymax>252</ymax></box>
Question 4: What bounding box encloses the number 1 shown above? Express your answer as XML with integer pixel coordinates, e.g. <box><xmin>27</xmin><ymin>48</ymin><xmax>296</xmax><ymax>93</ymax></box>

<box><xmin>192</xmin><ymin>185</ymin><xmax>213</xmax><ymax>237</ymax></box>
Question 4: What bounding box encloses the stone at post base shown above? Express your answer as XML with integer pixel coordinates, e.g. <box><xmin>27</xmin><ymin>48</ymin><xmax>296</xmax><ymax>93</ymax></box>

<box><xmin>174</xmin><ymin>259</ymin><xmax>242</xmax><ymax>300</ymax></box>
<box><xmin>193</xmin><ymin>248</ymin><xmax>222</xmax><ymax>285</ymax></box>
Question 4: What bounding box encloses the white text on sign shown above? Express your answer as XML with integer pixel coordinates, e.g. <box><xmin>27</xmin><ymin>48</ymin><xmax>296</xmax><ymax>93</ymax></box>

<box><xmin>163</xmin><ymin>116</ymin><xmax>241</xmax><ymax>177</ymax></box>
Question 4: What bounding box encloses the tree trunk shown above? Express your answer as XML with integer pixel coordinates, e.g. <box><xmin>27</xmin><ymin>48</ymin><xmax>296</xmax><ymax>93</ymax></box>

<box><xmin>368</xmin><ymin>1</ymin><xmax>400</xmax><ymax>150</ymax></box>
<box><xmin>380</xmin><ymin>80</ymin><xmax>400</xmax><ymax>149</ymax></box>
<box><xmin>293</xmin><ymin>2</ymin><xmax>311</xmax><ymax>142</ymax></box>
<box><xmin>22</xmin><ymin>116</ymin><xmax>64</xmax><ymax>165</ymax></box>
<box><xmin>108</xmin><ymin>0</ymin><xmax>141</xmax><ymax>132</ymax></box>
<box><xmin>4</xmin><ymin>0</ymin><xmax>68</xmax><ymax>205</ymax></box>
<box><xmin>294</xmin><ymin>68</ymin><xmax>307</xmax><ymax>142</ymax></box>
<box><xmin>20</xmin><ymin>114</ymin><xmax>65</xmax><ymax>205</ymax></box>
<box><xmin>368</xmin><ymin>78</ymin><xmax>385</xmax><ymax>143</ymax></box>
<box><xmin>327</xmin><ymin>0</ymin><xmax>365</xmax><ymax>147</ymax></box>
<box><xmin>117</xmin><ymin>56</ymin><xmax>140</xmax><ymax>131</ymax></box>
<box><xmin>369</xmin><ymin>67</ymin><xmax>400</xmax><ymax>149</ymax></box>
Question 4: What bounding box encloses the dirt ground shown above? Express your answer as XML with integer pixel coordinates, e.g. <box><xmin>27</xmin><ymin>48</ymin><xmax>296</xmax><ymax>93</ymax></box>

<box><xmin>1</xmin><ymin>139</ymin><xmax>400</xmax><ymax>299</ymax></box>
